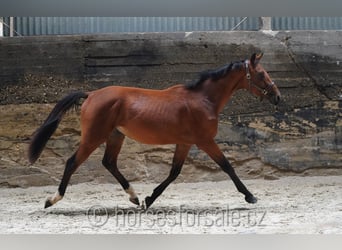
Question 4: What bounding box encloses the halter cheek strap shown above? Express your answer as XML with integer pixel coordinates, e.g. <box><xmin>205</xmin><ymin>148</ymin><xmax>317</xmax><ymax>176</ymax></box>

<box><xmin>245</xmin><ymin>60</ymin><xmax>274</xmax><ymax>96</ymax></box>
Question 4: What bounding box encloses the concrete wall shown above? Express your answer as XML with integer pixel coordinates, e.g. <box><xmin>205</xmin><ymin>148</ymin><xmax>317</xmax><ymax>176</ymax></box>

<box><xmin>0</xmin><ymin>31</ymin><xmax>341</xmax><ymax>187</ymax></box>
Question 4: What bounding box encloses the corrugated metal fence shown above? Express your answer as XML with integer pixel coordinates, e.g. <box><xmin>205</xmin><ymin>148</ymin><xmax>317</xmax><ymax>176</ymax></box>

<box><xmin>2</xmin><ymin>17</ymin><xmax>342</xmax><ymax>36</ymax></box>
<box><xmin>272</xmin><ymin>17</ymin><xmax>342</xmax><ymax>30</ymax></box>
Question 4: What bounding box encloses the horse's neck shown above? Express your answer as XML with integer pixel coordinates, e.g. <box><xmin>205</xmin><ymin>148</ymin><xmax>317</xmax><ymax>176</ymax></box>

<box><xmin>203</xmin><ymin>71</ymin><xmax>244</xmax><ymax>114</ymax></box>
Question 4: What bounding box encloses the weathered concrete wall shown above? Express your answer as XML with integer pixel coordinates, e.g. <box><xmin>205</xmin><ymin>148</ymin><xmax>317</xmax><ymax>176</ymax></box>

<box><xmin>0</xmin><ymin>31</ymin><xmax>341</xmax><ymax>187</ymax></box>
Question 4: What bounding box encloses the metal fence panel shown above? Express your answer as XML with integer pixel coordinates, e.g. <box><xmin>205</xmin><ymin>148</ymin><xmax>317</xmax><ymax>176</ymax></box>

<box><xmin>272</xmin><ymin>17</ymin><xmax>342</xmax><ymax>30</ymax></box>
<box><xmin>2</xmin><ymin>17</ymin><xmax>342</xmax><ymax>36</ymax></box>
<box><xmin>2</xmin><ymin>17</ymin><xmax>259</xmax><ymax>36</ymax></box>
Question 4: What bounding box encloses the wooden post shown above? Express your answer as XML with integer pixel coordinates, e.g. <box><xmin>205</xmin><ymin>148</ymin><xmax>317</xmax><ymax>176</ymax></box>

<box><xmin>10</xmin><ymin>17</ymin><xmax>14</xmax><ymax>37</ymax></box>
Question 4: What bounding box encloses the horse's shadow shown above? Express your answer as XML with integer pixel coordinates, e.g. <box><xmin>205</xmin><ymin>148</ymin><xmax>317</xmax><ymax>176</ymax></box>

<box><xmin>33</xmin><ymin>205</ymin><xmax>253</xmax><ymax>217</ymax></box>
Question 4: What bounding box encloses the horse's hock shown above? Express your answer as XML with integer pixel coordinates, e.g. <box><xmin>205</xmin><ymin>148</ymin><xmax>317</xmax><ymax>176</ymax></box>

<box><xmin>0</xmin><ymin>31</ymin><xmax>341</xmax><ymax>187</ymax></box>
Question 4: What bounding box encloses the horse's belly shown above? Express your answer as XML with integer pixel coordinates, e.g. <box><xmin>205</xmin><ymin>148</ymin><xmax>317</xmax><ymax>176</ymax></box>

<box><xmin>117</xmin><ymin>123</ymin><xmax>196</xmax><ymax>145</ymax></box>
<box><xmin>117</xmin><ymin>125</ymin><xmax>175</xmax><ymax>145</ymax></box>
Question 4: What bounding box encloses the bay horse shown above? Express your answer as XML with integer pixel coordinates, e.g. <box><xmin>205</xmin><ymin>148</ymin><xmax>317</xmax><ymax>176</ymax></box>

<box><xmin>28</xmin><ymin>53</ymin><xmax>281</xmax><ymax>209</ymax></box>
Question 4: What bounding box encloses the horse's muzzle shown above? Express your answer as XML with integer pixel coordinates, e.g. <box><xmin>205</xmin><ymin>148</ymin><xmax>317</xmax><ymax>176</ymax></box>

<box><xmin>272</xmin><ymin>94</ymin><xmax>281</xmax><ymax>106</ymax></box>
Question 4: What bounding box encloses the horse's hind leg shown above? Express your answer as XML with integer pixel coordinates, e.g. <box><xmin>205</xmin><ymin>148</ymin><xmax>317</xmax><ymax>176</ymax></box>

<box><xmin>102</xmin><ymin>129</ymin><xmax>139</xmax><ymax>206</ymax></box>
<box><xmin>44</xmin><ymin>143</ymin><xmax>99</xmax><ymax>208</ymax></box>
<box><xmin>197</xmin><ymin>139</ymin><xmax>257</xmax><ymax>204</ymax></box>
<box><xmin>145</xmin><ymin>144</ymin><xmax>191</xmax><ymax>209</ymax></box>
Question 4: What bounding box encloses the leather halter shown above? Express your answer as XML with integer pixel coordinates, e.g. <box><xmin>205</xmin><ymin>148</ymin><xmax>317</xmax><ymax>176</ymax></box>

<box><xmin>245</xmin><ymin>60</ymin><xmax>275</xmax><ymax>96</ymax></box>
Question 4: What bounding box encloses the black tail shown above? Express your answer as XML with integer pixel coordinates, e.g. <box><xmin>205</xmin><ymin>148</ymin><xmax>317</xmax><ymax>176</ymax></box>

<box><xmin>28</xmin><ymin>91</ymin><xmax>88</xmax><ymax>164</ymax></box>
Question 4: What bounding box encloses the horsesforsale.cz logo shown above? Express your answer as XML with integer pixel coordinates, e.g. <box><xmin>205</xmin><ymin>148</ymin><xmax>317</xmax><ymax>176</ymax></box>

<box><xmin>86</xmin><ymin>204</ymin><xmax>267</xmax><ymax>228</ymax></box>
<box><xmin>86</xmin><ymin>205</ymin><xmax>109</xmax><ymax>227</ymax></box>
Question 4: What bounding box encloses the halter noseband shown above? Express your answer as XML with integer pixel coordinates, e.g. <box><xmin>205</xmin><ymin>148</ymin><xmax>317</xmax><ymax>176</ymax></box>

<box><xmin>244</xmin><ymin>60</ymin><xmax>275</xmax><ymax>96</ymax></box>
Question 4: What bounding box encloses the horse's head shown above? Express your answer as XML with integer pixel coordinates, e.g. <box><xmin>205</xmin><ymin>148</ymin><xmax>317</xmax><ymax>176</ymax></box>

<box><xmin>244</xmin><ymin>53</ymin><xmax>281</xmax><ymax>105</ymax></box>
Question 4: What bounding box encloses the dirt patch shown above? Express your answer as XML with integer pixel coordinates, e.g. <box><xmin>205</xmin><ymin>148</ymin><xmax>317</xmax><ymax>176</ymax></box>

<box><xmin>0</xmin><ymin>176</ymin><xmax>341</xmax><ymax>233</ymax></box>
<box><xmin>0</xmin><ymin>75</ymin><xmax>96</xmax><ymax>105</ymax></box>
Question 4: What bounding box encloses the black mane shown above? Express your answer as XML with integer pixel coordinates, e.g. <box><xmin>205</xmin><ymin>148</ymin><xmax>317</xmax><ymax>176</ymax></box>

<box><xmin>185</xmin><ymin>60</ymin><xmax>244</xmax><ymax>90</ymax></box>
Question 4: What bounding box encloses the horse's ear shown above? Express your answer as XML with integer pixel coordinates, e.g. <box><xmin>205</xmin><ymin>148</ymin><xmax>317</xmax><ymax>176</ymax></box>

<box><xmin>250</xmin><ymin>52</ymin><xmax>263</xmax><ymax>68</ymax></box>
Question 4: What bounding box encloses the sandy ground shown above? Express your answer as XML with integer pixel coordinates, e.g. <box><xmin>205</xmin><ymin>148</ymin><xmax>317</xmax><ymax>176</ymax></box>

<box><xmin>0</xmin><ymin>176</ymin><xmax>341</xmax><ymax>234</ymax></box>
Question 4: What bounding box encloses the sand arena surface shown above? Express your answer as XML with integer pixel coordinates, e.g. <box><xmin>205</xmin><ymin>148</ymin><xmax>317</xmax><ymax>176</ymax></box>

<box><xmin>0</xmin><ymin>176</ymin><xmax>341</xmax><ymax>234</ymax></box>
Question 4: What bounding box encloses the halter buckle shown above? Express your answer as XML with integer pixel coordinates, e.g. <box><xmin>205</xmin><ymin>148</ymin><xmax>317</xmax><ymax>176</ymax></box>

<box><xmin>245</xmin><ymin>60</ymin><xmax>251</xmax><ymax>80</ymax></box>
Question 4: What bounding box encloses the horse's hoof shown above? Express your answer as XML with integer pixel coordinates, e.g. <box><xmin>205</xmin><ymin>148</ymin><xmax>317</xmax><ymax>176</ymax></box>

<box><xmin>245</xmin><ymin>195</ymin><xmax>258</xmax><ymax>204</ymax></box>
<box><xmin>130</xmin><ymin>197</ymin><xmax>140</xmax><ymax>206</ymax></box>
<box><xmin>144</xmin><ymin>196</ymin><xmax>153</xmax><ymax>209</ymax></box>
<box><xmin>44</xmin><ymin>199</ymin><xmax>53</xmax><ymax>209</ymax></box>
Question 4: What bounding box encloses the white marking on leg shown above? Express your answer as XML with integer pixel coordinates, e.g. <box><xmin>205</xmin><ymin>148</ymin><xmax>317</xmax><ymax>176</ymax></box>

<box><xmin>49</xmin><ymin>191</ymin><xmax>63</xmax><ymax>205</ymax></box>
<box><xmin>125</xmin><ymin>185</ymin><xmax>137</xmax><ymax>199</ymax></box>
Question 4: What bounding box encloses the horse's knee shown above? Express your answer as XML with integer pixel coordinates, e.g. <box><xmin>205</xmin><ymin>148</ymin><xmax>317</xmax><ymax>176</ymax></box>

<box><xmin>102</xmin><ymin>155</ymin><xmax>111</xmax><ymax>169</ymax></box>
<box><xmin>65</xmin><ymin>153</ymin><xmax>77</xmax><ymax>170</ymax></box>
<box><xmin>169</xmin><ymin>167</ymin><xmax>181</xmax><ymax>181</ymax></box>
<box><xmin>102</xmin><ymin>154</ymin><xmax>116</xmax><ymax>170</ymax></box>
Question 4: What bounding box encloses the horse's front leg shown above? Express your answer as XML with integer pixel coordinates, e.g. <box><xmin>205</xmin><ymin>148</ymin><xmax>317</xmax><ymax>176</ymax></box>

<box><xmin>197</xmin><ymin>139</ymin><xmax>257</xmax><ymax>204</ymax></box>
<box><xmin>144</xmin><ymin>144</ymin><xmax>191</xmax><ymax>209</ymax></box>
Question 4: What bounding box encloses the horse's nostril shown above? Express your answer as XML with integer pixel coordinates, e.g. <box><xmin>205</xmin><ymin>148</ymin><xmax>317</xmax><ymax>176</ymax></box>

<box><xmin>272</xmin><ymin>95</ymin><xmax>280</xmax><ymax>105</ymax></box>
